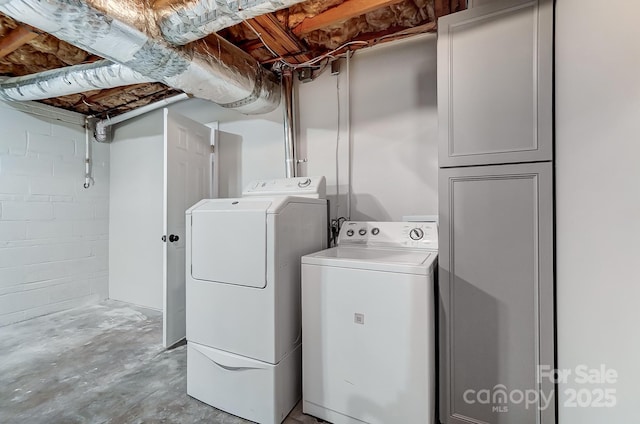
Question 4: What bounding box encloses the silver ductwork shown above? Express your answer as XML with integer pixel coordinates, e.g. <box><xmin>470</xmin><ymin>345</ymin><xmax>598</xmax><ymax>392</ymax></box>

<box><xmin>0</xmin><ymin>60</ymin><xmax>154</xmax><ymax>102</ymax></box>
<box><xmin>0</xmin><ymin>0</ymin><xmax>281</xmax><ymax>114</ymax></box>
<box><xmin>156</xmin><ymin>0</ymin><xmax>306</xmax><ymax>46</ymax></box>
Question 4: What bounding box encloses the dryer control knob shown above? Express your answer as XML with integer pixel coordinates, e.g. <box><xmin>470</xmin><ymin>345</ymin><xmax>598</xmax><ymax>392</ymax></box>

<box><xmin>346</xmin><ymin>229</ymin><xmax>355</xmax><ymax>237</ymax></box>
<box><xmin>359</xmin><ymin>229</ymin><xmax>367</xmax><ymax>236</ymax></box>
<box><xmin>298</xmin><ymin>178</ymin><xmax>312</xmax><ymax>188</ymax></box>
<box><xmin>409</xmin><ymin>228</ymin><xmax>424</xmax><ymax>241</ymax></box>
<box><xmin>371</xmin><ymin>227</ymin><xmax>380</xmax><ymax>235</ymax></box>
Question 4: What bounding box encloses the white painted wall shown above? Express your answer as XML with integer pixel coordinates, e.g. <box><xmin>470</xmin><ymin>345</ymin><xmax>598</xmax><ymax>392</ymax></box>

<box><xmin>0</xmin><ymin>101</ymin><xmax>109</xmax><ymax>326</ymax></box>
<box><xmin>161</xmin><ymin>99</ymin><xmax>286</xmax><ymax>189</ymax></box>
<box><xmin>108</xmin><ymin>101</ymin><xmax>283</xmax><ymax>308</ymax></box>
<box><xmin>108</xmin><ymin>35</ymin><xmax>438</xmax><ymax>304</ymax></box>
<box><xmin>556</xmin><ymin>1</ymin><xmax>640</xmax><ymax>422</ymax></box>
<box><xmin>299</xmin><ymin>34</ymin><xmax>438</xmax><ymax>221</ymax></box>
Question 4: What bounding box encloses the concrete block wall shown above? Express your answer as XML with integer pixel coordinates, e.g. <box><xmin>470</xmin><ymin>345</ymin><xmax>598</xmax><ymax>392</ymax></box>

<box><xmin>0</xmin><ymin>101</ymin><xmax>109</xmax><ymax>326</ymax></box>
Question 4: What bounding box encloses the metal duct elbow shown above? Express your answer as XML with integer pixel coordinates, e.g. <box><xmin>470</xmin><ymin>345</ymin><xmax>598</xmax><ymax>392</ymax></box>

<box><xmin>94</xmin><ymin>119</ymin><xmax>109</xmax><ymax>143</ymax></box>
<box><xmin>0</xmin><ymin>61</ymin><xmax>154</xmax><ymax>102</ymax></box>
<box><xmin>155</xmin><ymin>0</ymin><xmax>307</xmax><ymax>46</ymax></box>
<box><xmin>0</xmin><ymin>0</ymin><xmax>281</xmax><ymax>114</ymax></box>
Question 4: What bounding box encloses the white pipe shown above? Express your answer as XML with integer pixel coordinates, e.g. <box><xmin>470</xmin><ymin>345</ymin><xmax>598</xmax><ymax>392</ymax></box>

<box><xmin>84</xmin><ymin>118</ymin><xmax>94</xmax><ymax>188</ymax></box>
<box><xmin>94</xmin><ymin>93</ymin><xmax>189</xmax><ymax>142</ymax></box>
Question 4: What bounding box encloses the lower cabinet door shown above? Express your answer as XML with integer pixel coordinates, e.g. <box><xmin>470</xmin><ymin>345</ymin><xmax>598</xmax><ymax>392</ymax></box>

<box><xmin>438</xmin><ymin>162</ymin><xmax>555</xmax><ymax>424</ymax></box>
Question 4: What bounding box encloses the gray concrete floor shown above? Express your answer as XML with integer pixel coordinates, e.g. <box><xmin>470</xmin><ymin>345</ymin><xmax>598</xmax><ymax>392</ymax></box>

<box><xmin>0</xmin><ymin>300</ymin><xmax>320</xmax><ymax>424</ymax></box>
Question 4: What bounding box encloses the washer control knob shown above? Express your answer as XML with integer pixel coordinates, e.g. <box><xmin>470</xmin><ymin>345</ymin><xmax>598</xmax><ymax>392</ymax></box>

<box><xmin>409</xmin><ymin>228</ymin><xmax>424</xmax><ymax>241</ymax></box>
<box><xmin>346</xmin><ymin>229</ymin><xmax>355</xmax><ymax>237</ymax></box>
<box><xmin>371</xmin><ymin>227</ymin><xmax>380</xmax><ymax>235</ymax></box>
<box><xmin>358</xmin><ymin>228</ymin><xmax>367</xmax><ymax>236</ymax></box>
<box><xmin>298</xmin><ymin>178</ymin><xmax>312</xmax><ymax>188</ymax></box>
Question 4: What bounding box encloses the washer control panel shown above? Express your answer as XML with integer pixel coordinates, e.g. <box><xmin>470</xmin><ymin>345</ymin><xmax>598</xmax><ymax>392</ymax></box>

<box><xmin>338</xmin><ymin>221</ymin><xmax>438</xmax><ymax>249</ymax></box>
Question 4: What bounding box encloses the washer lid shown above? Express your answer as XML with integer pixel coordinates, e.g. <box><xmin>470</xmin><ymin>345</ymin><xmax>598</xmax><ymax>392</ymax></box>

<box><xmin>302</xmin><ymin>246</ymin><xmax>437</xmax><ymax>275</ymax></box>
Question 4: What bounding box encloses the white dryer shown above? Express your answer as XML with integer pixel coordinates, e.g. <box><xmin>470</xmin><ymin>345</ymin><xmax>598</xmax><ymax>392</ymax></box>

<box><xmin>301</xmin><ymin>221</ymin><xmax>438</xmax><ymax>424</ymax></box>
<box><xmin>185</xmin><ymin>176</ymin><xmax>328</xmax><ymax>424</ymax></box>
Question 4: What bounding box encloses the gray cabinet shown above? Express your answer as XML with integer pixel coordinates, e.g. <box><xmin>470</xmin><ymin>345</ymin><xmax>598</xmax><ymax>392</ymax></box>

<box><xmin>437</xmin><ymin>0</ymin><xmax>553</xmax><ymax>167</ymax></box>
<box><xmin>437</xmin><ymin>2</ymin><xmax>555</xmax><ymax>422</ymax></box>
<box><xmin>438</xmin><ymin>163</ymin><xmax>555</xmax><ymax>424</ymax></box>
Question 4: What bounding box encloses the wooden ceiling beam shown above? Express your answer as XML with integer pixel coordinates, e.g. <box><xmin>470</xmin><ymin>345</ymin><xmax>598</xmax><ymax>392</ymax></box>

<box><xmin>434</xmin><ymin>0</ymin><xmax>452</xmax><ymax>18</ymax></box>
<box><xmin>245</xmin><ymin>13</ymin><xmax>312</xmax><ymax>64</ymax></box>
<box><xmin>293</xmin><ymin>0</ymin><xmax>406</xmax><ymax>36</ymax></box>
<box><xmin>83</xmin><ymin>83</ymin><xmax>152</xmax><ymax>104</ymax></box>
<box><xmin>238</xmin><ymin>38</ymin><xmax>265</xmax><ymax>53</ymax></box>
<box><xmin>262</xmin><ymin>21</ymin><xmax>436</xmax><ymax>65</ymax></box>
<box><xmin>0</xmin><ymin>25</ymin><xmax>40</xmax><ymax>58</ymax></box>
<box><xmin>350</xmin><ymin>21</ymin><xmax>437</xmax><ymax>50</ymax></box>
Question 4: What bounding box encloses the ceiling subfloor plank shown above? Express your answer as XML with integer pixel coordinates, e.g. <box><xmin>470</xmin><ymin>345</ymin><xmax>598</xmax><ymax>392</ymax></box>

<box><xmin>350</xmin><ymin>21</ymin><xmax>437</xmax><ymax>50</ymax></box>
<box><xmin>83</xmin><ymin>83</ymin><xmax>153</xmax><ymax>104</ymax></box>
<box><xmin>434</xmin><ymin>0</ymin><xmax>451</xmax><ymax>18</ymax></box>
<box><xmin>245</xmin><ymin>14</ymin><xmax>312</xmax><ymax>64</ymax></box>
<box><xmin>0</xmin><ymin>25</ymin><xmax>39</xmax><ymax>58</ymax></box>
<box><xmin>262</xmin><ymin>20</ymin><xmax>436</xmax><ymax>65</ymax></box>
<box><xmin>253</xmin><ymin>14</ymin><xmax>307</xmax><ymax>53</ymax></box>
<box><xmin>292</xmin><ymin>0</ymin><xmax>406</xmax><ymax>36</ymax></box>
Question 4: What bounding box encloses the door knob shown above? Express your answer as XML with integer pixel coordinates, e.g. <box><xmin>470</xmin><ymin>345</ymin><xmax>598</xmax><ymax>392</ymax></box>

<box><xmin>169</xmin><ymin>234</ymin><xmax>180</xmax><ymax>242</ymax></box>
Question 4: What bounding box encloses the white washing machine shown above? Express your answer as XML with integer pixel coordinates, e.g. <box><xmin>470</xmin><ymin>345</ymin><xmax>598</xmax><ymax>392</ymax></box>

<box><xmin>301</xmin><ymin>221</ymin><xmax>438</xmax><ymax>424</ymax></box>
<box><xmin>185</xmin><ymin>176</ymin><xmax>328</xmax><ymax>424</ymax></box>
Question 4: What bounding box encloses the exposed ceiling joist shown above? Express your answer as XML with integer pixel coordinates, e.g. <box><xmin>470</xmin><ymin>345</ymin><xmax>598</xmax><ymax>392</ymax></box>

<box><xmin>434</xmin><ymin>0</ymin><xmax>466</xmax><ymax>19</ymax></box>
<box><xmin>261</xmin><ymin>20</ymin><xmax>436</xmax><ymax>65</ymax></box>
<box><xmin>82</xmin><ymin>83</ymin><xmax>150</xmax><ymax>104</ymax></box>
<box><xmin>357</xmin><ymin>21</ymin><xmax>438</xmax><ymax>44</ymax></box>
<box><xmin>247</xmin><ymin>14</ymin><xmax>312</xmax><ymax>63</ymax></box>
<box><xmin>292</xmin><ymin>0</ymin><xmax>406</xmax><ymax>36</ymax></box>
<box><xmin>0</xmin><ymin>24</ymin><xmax>39</xmax><ymax>58</ymax></box>
<box><xmin>1</xmin><ymin>0</ymin><xmax>463</xmax><ymax>116</ymax></box>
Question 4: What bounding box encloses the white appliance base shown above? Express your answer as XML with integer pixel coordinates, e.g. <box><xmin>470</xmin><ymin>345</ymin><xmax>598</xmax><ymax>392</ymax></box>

<box><xmin>187</xmin><ymin>341</ymin><xmax>301</xmax><ymax>424</ymax></box>
<box><xmin>303</xmin><ymin>400</ymin><xmax>370</xmax><ymax>424</ymax></box>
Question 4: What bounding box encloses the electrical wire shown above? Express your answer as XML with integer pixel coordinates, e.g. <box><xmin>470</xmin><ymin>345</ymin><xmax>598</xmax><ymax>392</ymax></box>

<box><xmin>346</xmin><ymin>51</ymin><xmax>352</xmax><ymax>221</ymax></box>
<box><xmin>329</xmin><ymin>216</ymin><xmax>347</xmax><ymax>246</ymax></box>
<box><xmin>244</xmin><ymin>20</ymin><xmax>283</xmax><ymax>62</ymax></box>
<box><xmin>243</xmin><ymin>20</ymin><xmax>368</xmax><ymax>70</ymax></box>
<box><xmin>245</xmin><ymin>18</ymin><xmax>434</xmax><ymax>74</ymax></box>
<box><xmin>334</xmin><ymin>63</ymin><xmax>341</xmax><ymax>220</ymax></box>
<box><xmin>293</xmin><ymin>40</ymin><xmax>368</xmax><ymax>68</ymax></box>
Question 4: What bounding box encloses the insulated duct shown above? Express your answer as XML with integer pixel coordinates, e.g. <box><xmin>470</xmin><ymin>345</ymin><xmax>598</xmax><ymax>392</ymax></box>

<box><xmin>0</xmin><ymin>60</ymin><xmax>154</xmax><ymax>102</ymax></box>
<box><xmin>155</xmin><ymin>0</ymin><xmax>307</xmax><ymax>46</ymax></box>
<box><xmin>0</xmin><ymin>0</ymin><xmax>280</xmax><ymax>114</ymax></box>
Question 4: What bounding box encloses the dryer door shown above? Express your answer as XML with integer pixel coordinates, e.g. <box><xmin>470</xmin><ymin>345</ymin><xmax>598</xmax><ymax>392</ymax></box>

<box><xmin>191</xmin><ymin>199</ymin><xmax>270</xmax><ymax>288</ymax></box>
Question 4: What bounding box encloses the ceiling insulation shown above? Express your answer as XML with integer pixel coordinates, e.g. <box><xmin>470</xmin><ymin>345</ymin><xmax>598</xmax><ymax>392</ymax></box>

<box><xmin>0</xmin><ymin>0</ymin><xmax>465</xmax><ymax>116</ymax></box>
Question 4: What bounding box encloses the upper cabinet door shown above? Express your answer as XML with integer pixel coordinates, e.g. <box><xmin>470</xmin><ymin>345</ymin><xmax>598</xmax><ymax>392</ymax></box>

<box><xmin>438</xmin><ymin>0</ymin><xmax>553</xmax><ymax>167</ymax></box>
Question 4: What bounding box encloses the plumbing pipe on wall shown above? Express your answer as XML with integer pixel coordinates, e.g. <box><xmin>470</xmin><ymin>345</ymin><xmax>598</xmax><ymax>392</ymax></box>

<box><xmin>93</xmin><ymin>93</ymin><xmax>189</xmax><ymax>142</ymax></box>
<box><xmin>282</xmin><ymin>70</ymin><xmax>298</xmax><ymax>178</ymax></box>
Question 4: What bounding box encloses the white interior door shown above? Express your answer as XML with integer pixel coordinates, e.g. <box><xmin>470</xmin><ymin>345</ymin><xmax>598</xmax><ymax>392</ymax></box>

<box><xmin>163</xmin><ymin>109</ymin><xmax>212</xmax><ymax>348</ymax></box>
